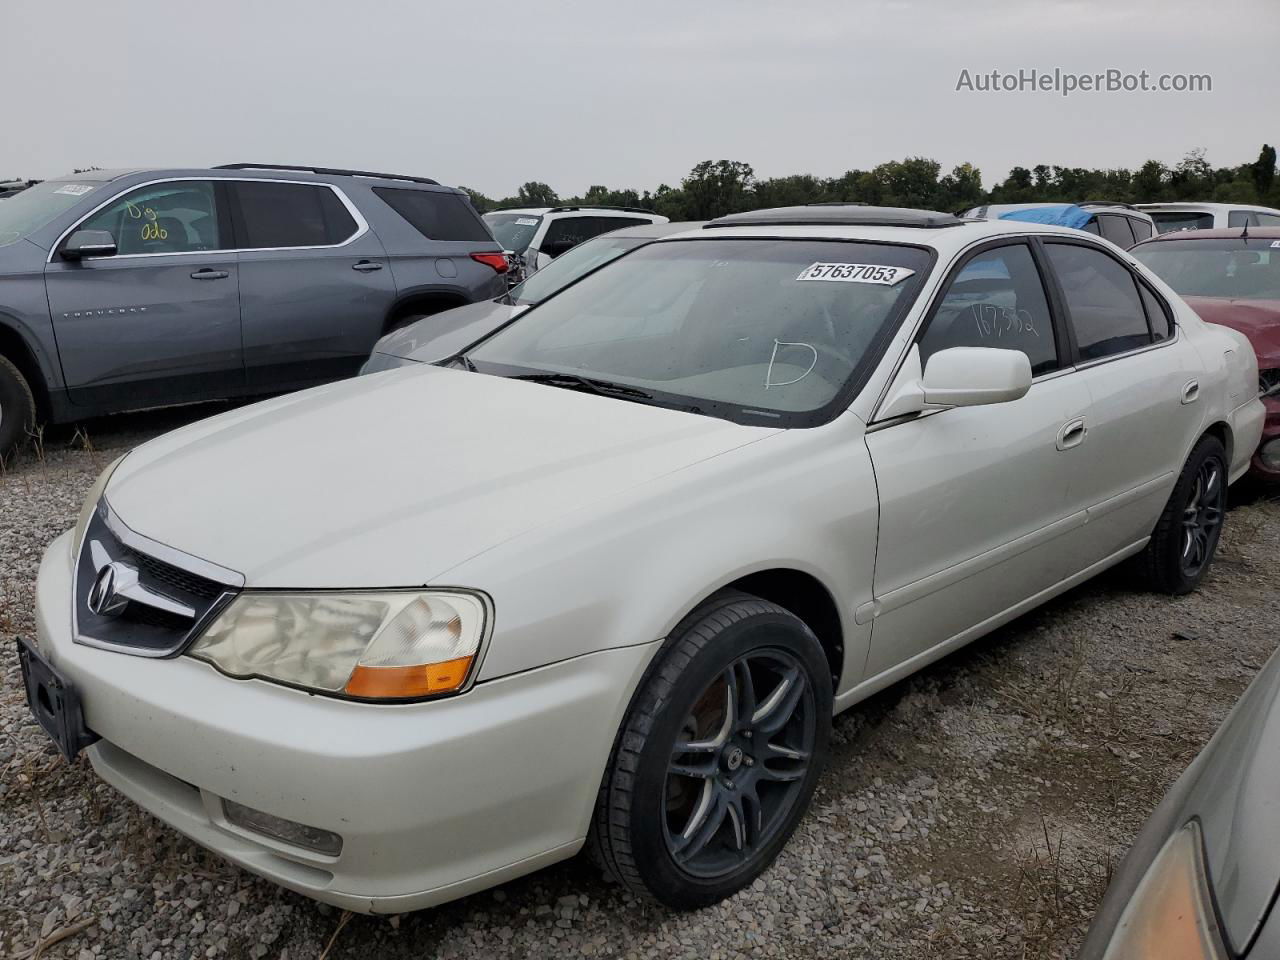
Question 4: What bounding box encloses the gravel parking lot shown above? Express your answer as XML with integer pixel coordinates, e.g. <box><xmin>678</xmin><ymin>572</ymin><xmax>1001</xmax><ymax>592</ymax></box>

<box><xmin>3</xmin><ymin>407</ymin><xmax>1277</xmax><ymax>960</ymax></box>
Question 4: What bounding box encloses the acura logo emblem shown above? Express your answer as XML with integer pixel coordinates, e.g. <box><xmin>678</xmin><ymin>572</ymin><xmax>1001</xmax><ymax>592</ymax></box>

<box><xmin>87</xmin><ymin>562</ymin><xmax>130</xmax><ymax>618</ymax></box>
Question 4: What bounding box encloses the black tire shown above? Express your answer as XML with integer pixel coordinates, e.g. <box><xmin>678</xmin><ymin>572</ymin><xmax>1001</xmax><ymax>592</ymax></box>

<box><xmin>1138</xmin><ymin>434</ymin><xmax>1228</xmax><ymax>595</ymax></box>
<box><xmin>0</xmin><ymin>354</ymin><xmax>37</xmax><ymax>457</ymax></box>
<box><xmin>591</xmin><ymin>592</ymin><xmax>832</xmax><ymax>909</ymax></box>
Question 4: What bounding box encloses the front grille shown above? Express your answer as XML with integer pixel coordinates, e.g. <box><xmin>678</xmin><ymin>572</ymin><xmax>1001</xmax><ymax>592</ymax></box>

<box><xmin>73</xmin><ymin>504</ymin><xmax>240</xmax><ymax>657</ymax></box>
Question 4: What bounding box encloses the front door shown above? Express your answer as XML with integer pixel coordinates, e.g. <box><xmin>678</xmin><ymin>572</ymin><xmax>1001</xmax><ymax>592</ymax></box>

<box><xmin>227</xmin><ymin>180</ymin><xmax>396</xmax><ymax>392</ymax></box>
<box><xmin>863</xmin><ymin>240</ymin><xmax>1091</xmax><ymax>679</ymax></box>
<box><xmin>45</xmin><ymin>179</ymin><xmax>243</xmax><ymax>409</ymax></box>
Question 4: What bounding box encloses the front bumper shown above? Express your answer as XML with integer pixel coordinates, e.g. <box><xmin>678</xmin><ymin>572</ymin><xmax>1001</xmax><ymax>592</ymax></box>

<box><xmin>35</xmin><ymin>531</ymin><xmax>657</xmax><ymax>913</ymax></box>
<box><xmin>1250</xmin><ymin>394</ymin><xmax>1280</xmax><ymax>479</ymax></box>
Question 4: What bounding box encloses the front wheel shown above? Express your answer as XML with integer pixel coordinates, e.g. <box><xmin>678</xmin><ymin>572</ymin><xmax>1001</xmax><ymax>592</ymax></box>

<box><xmin>591</xmin><ymin>593</ymin><xmax>832</xmax><ymax>909</ymax></box>
<box><xmin>0</xmin><ymin>354</ymin><xmax>37</xmax><ymax>457</ymax></box>
<box><xmin>1138</xmin><ymin>434</ymin><xmax>1228</xmax><ymax>595</ymax></box>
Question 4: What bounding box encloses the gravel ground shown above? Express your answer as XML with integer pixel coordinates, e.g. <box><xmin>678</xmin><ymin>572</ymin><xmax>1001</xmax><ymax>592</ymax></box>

<box><xmin>2</xmin><ymin>407</ymin><xmax>1278</xmax><ymax>960</ymax></box>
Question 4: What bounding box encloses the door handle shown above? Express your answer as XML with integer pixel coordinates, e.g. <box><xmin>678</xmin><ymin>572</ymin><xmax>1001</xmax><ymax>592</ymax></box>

<box><xmin>190</xmin><ymin>269</ymin><xmax>229</xmax><ymax>280</ymax></box>
<box><xmin>1181</xmin><ymin>379</ymin><xmax>1200</xmax><ymax>404</ymax></box>
<box><xmin>352</xmin><ymin>260</ymin><xmax>383</xmax><ymax>272</ymax></box>
<box><xmin>1056</xmin><ymin>416</ymin><xmax>1087</xmax><ymax>451</ymax></box>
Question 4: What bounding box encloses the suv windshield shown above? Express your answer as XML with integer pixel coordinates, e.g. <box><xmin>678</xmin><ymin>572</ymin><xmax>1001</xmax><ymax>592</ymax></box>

<box><xmin>484</xmin><ymin>212</ymin><xmax>542</xmax><ymax>254</ymax></box>
<box><xmin>468</xmin><ymin>238</ymin><xmax>931</xmax><ymax>426</ymax></box>
<box><xmin>509</xmin><ymin>234</ymin><xmax>648</xmax><ymax>305</ymax></box>
<box><xmin>0</xmin><ymin>180</ymin><xmax>101</xmax><ymax>247</ymax></box>
<box><xmin>1133</xmin><ymin>240</ymin><xmax>1280</xmax><ymax>300</ymax></box>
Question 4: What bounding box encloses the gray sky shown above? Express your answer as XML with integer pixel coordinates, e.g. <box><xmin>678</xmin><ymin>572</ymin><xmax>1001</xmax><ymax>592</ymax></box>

<box><xmin>3</xmin><ymin>0</ymin><xmax>1277</xmax><ymax>195</ymax></box>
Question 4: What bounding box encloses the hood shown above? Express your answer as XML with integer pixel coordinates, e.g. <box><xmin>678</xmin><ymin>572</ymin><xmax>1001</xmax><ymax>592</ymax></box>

<box><xmin>106</xmin><ymin>366</ymin><xmax>770</xmax><ymax>587</ymax></box>
<box><xmin>372</xmin><ymin>298</ymin><xmax>524</xmax><ymax>364</ymax></box>
<box><xmin>1184</xmin><ymin>296</ymin><xmax>1280</xmax><ymax>367</ymax></box>
<box><xmin>1190</xmin><ymin>646</ymin><xmax>1280</xmax><ymax>953</ymax></box>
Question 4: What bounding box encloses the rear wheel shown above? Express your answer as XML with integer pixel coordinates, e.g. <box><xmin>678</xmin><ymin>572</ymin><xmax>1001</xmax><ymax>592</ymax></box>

<box><xmin>591</xmin><ymin>593</ymin><xmax>832</xmax><ymax>909</ymax></box>
<box><xmin>0</xmin><ymin>354</ymin><xmax>37</xmax><ymax>457</ymax></box>
<box><xmin>1138</xmin><ymin>435</ymin><xmax>1227</xmax><ymax>594</ymax></box>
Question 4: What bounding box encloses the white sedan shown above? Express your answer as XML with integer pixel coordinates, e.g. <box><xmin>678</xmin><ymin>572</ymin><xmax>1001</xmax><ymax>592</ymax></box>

<box><xmin>21</xmin><ymin>206</ymin><xmax>1264</xmax><ymax>914</ymax></box>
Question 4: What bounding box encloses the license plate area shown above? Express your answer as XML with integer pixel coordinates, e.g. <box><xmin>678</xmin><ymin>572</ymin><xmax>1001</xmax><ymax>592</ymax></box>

<box><xmin>17</xmin><ymin>636</ymin><xmax>99</xmax><ymax>760</ymax></box>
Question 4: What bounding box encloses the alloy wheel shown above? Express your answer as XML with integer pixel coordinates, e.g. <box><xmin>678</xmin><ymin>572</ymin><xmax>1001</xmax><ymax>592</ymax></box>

<box><xmin>662</xmin><ymin>650</ymin><xmax>816</xmax><ymax>878</ymax></box>
<box><xmin>1180</xmin><ymin>456</ymin><xmax>1224</xmax><ymax>578</ymax></box>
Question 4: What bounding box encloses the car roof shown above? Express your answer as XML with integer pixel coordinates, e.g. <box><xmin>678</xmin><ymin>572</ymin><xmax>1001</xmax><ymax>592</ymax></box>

<box><xmin>46</xmin><ymin>165</ymin><xmax>457</xmax><ymax>191</ymax></box>
<box><xmin>656</xmin><ymin>211</ymin><xmax>1098</xmax><ymax>257</ymax></box>
<box><xmin>1134</xmin><ymin>226</ymin><xmax>1280</xmax><ymax>244</ymax></box>
<box><xmin>48</xmin><ymin>169</ymin><xmax>143</xmax><ymax>183</ymax></box>
<box><xmin>1137</xmin><ymin>202</ymin><xmax>1280</xmax><ymax>214</ymax></box>
<box><xmin>710</xmin><ymin>205</ymin><xmax>964</xmax><ymax>229</ymax></box>
<box><xmin>966</xmin><ymin>201</ymin><xmax>1151</xmax><ymax>218</ymax></box>
<box><xmin>605</xmin><ymin>220</ymin><xmax>706</xmax><ymax>239</ymax></box>
<box><xmin>485</xmin><ymin>206</ymin><xmax>660</xmax><ymax>217</ymax></box>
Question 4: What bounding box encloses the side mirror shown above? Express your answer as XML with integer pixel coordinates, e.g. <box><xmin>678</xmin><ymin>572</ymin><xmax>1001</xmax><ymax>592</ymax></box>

<box><xmin>62</xmin><ymin>229</ymin><xmax>117</xmax><ymax>260</ymax></box>
<box><xmin>922</xmin><ymin>347</ymin><xmax>1032</xmax><ymax>407</ymax></box>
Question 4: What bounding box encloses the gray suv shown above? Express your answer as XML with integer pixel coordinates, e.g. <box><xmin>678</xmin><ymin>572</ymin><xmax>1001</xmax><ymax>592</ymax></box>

<box><xmin>0</xmin><ymin>163</ymin><xmax>508</xmax><ymax>454</ymax></box>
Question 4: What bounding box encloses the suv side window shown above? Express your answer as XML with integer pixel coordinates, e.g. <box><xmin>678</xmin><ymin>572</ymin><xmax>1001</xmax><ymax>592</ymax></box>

<box><xmin>78</xmin><ymin>181</ymin><xmax>223</xmax><ymax>255</ymax></box>
<box><xmin>229</xmin><ymin>181</ymin><xmax>358</xmax><ymax>249</ymax></box>
<box><xmin>1127</xmin><ymin>217</ymin><xmax>1154</xmax><ymax>242</ymax></box>
<box><xmin>1044</xmin><ymin>242</ymin><xmax>1153</xmax><ymax>361</ymax></box>
<box><xmin>1081</xmin><ymin>217</ymin><xmax>1102</xmax><ymax>236</ymax></box>
<box><xmin>918</xmin><ymin>243</ymin><xmax>1059</xmax><ymax>376</ymax></box>
<box><xmin>1097</xmin><ymin>213</ymin><xmax>1136</xmax><ymax>247</ymax></box>
<box><xmin>372</xmin><ymin>187</ymin><xmax>491</xmax><ymax>241</ymax></box>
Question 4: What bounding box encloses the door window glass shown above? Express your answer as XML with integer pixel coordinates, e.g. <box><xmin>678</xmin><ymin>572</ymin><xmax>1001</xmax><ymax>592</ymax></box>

<box><xmin>1139</xmin><ymin>282</ymin><xmax>1173</xmax><ymax>340</ymax></box>
<box><xmin>231</xmin><ymin>181</ymin><xmax>358</xmax><ymax>249</ymax></box>
<box><xmin>79</xmin><ymin>181</ymin><xmax>221</xmax><ymax>255</ymax></box>
<box><xmin>1128</xmin><ymin>217</ymin><xmax>1154</xmax><ymax>242</ymax></box>
<box><xmin>540</xmin><ymin>217</ymin><xmax>646</xmax><ymax>259</ymax></box>
<box><xmin>919</xmin><ymin>243</ymin><xmax>1058</xmax><ymax>376</ymax></box>
<box><xmin>1045</xmin><ymin>243</ymin><xmax>1153</xmax><ymax>361</ymax></box>
<box><xmin>1098</xmin><ymin>214</ymin><xmax>1137</xmax><ymax>247</ymax></box>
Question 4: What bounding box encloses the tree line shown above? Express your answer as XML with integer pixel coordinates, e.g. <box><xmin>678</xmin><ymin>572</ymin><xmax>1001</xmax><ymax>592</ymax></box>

<box><xmin>461</xmin><ymin>145</ymin><xmax>1279</xmax><ymax>221</ymax></box>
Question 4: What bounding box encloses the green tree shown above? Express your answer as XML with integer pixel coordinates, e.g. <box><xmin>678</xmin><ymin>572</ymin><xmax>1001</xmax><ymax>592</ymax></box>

<box><xmin>516</xmin><ymin>181</ymin><xmax>559</xmax><ymax>206</ymax></box>
<box><xmin>934</xmin><ymin>163</ymin><xmax>984</xmax><ymax>212</ymax></box>
<box><xmin>459</xmin><ymin>186</ymin><xmax>493</xmax><ymax>213</ymax></box>
<box><xmin>681</xmin><ymin>160</ymin><xmax>756</xmax><ymax>219</ymax></box>
<box><xmin>1251</xmin><ymin>144</ymin><xmax>1276</xmax><ymax>199</ymax></box>
<box><xmin>1133</xmin><ymin>160</ymin><xmax>1168</xmax><ymax>202</ymax></box>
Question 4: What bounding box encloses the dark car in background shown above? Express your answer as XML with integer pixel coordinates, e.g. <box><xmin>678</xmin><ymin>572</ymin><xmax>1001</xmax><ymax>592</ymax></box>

<box><xmin>361</xmin><ymin>220</ymin><xmax>703</xmax><ymax>373</ymax></box>
<box><xmin>0</xmin><ymin>164</ymin><xmax>508</xmax><ymax>454</ymax></box>
<box><xmin>1080</xmin><ymin>646</ymin><xmax>1280</xmax><ymax>959</ymax></box>
<box><xmin>1131</xmin><ymin>227</ymin><xmax>1280</xmax><ymax>478</ymax></box>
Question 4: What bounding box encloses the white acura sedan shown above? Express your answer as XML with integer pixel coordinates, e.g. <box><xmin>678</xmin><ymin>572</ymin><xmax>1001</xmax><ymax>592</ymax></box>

<box><xmin>21</xmin><ymin>206</ymin><xmax>1264</xmax><ymax>914</ymax></box>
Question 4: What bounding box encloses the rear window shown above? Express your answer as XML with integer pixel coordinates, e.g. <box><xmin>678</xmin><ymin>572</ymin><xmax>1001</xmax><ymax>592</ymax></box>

<box><xmin>1132</xmin><ymin>240</ymin><xmax>1280</xmax><ymax>300</ymax></box>
<box><xmin>373</xmin><ymin>187</ymin><xmax>492</xmax><ymax>242</ymax></box>
<box><xmin>1149</xmin><ymin>211</ymin><xmax>1214</xmax><ymax>234</ymax></box>
<box><xmin>230</xmin><ymin>181</ymin><xmax>358</xmax><ymax>249</ymax></box>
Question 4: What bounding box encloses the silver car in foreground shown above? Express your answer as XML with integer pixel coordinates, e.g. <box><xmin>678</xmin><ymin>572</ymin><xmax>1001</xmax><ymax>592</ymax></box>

<box><xmin>1080</xmin><ymin>646</ymin><xmax>1280</xmax><ymax>959</ymax></box>
<box><xmin>20</xmin><ymin>205</ymin><xmax>1264</xmax><ymax>914</ymax></box>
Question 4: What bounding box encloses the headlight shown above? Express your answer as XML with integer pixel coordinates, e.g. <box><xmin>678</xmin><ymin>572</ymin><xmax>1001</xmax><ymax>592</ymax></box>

<box><xmin>187</xmin><ymin>590</ymin><xmax>489</xmax><ymax>701</ymax></box>
<box><xmin>358</xmin><ymin>352</ymin><xmax>420</xmax><ymax>375</ymax></box>
<box><xmin>1102</xmin><ymin>822</ymin><xmax>1227</xmax><ymax>960</ymax></box>
<box><xmin>69</xmin><ymin>455</ymin><xmax>126</xmax><ymax>568</ymax></box>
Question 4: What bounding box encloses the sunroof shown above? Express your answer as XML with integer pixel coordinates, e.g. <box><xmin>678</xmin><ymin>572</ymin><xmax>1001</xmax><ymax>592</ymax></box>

<box><xmin>707</xmin><ymin>205</ymin><xmax>966</xmax><ymax>229</ymax></box>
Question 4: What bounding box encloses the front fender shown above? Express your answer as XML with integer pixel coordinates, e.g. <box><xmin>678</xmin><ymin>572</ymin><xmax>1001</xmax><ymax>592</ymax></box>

<box><xmin>448</xmin><ymin>415</ymin><xmax>878</xmax><ymax>699</ymax></box>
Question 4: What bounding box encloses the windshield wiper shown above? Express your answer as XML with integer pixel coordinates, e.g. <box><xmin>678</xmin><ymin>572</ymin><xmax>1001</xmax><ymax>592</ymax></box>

<box><xmin>439</xmin><ymin>353</ymin><xmax>478</xmax><ymax>372</ymax></box>
<box><xmin>509</xmin><ymin>372</ymin><xmax>656</xmax><ymax>402</ymax></box>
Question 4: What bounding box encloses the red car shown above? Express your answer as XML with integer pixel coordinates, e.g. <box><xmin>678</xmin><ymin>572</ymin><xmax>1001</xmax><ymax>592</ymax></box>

<box><xmin>1132</xmin><ymin>227</ymin><xmax>1280</xmax><ymax>478</ymax></box>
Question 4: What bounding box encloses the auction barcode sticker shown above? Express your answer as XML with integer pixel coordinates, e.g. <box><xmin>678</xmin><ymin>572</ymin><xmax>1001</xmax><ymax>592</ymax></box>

<box><xmin>796</xmin><ymin>262</ymin><xmax>915</xmax><ymax>285</ymax></box>
<box><xmin>53</xmin><ymin>184</ymin><xmax>94</xmax><ymax>196</ymax></box>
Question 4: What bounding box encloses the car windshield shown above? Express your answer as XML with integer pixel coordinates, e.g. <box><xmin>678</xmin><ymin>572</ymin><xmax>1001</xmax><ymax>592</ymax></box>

<box><xmin>508</xmin><ymin>234</ymin><xmax>648</xmax><ymax>305</ymax></box>
<box><xmin>468</xmin><ymin>238</ymin><xmax>932</xmax><ymax>426</ymax></box>
<box><xmin>1133</xmin><ymin>240</ymin><xmax>1280</xmax><ymax>300</ymax></box>
<box><xmin>0</xmin><ymin>180</ymin><xmax>101</xmax><ymax>247</ymax></box>
<box><xmin>484</xmin><ymin>212</ymin><xmax>542</xmax><ymax>254</ymax></box>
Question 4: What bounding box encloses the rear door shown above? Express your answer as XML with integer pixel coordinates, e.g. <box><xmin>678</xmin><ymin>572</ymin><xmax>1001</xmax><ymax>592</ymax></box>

<box><xmin>1041</xmin><ymin>240</ymin><xmax>1205</xmax><ymax>568</ymax></box>
<box><xmin>863</xmin><ymin>240</ymin><xmax>1092</xmax><ymax>678</ymax></box>
<box><xmin>44</xmin><ymin>179</ymin><xmax>243</xmax><ymax>409</ymax></box>
<box><xmin>229</xmin><ymin>179</ymin><xmax>396</xmax><ymax>391</ymax></box>
<box><xmin>1096</xmin><ymin>213</ymin><xmax>1138</xmax><ymax>248</ymax></box>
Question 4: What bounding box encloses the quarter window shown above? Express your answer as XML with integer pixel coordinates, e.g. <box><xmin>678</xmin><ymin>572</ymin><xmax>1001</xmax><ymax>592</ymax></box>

<box><xmin>373</xmin><ymin>187</ymin><xmax>491</xmax><ymax>242</ymax></box>
<box><xmin>78</xmin><ymin>181</ymin><xmax>222</xmax><ymax>255</ymax></box>
<box><xmin>1045</xmin><ymin>243</ymin><xmax>1153</xmax><ymax>361</ymax></box>
<box><xmin>1128</xmin><ymin>217</ymin><xmax>1154</xmax><ymax>242</ymax></box>
<box><xmin>919</xmin><ymin>243</ymin><xmax>1058</xmax><ymax>376</ymax></box>
<box><xmin>229</xmin><ymin>181</ymin><xmax>358</xmax><ymax>249</ymax></box>
<box><xmin>1138</xmin><ymin>282</ymin><xmax>1173</xmax><ymax>341</ymax></box>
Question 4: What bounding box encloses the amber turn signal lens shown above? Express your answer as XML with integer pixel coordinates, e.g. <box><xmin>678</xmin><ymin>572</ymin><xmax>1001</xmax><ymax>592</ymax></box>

<box><xmin>344</xmin><ymin>655</ymin><xmax>474</xmax><ymax>699</ymax></box>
